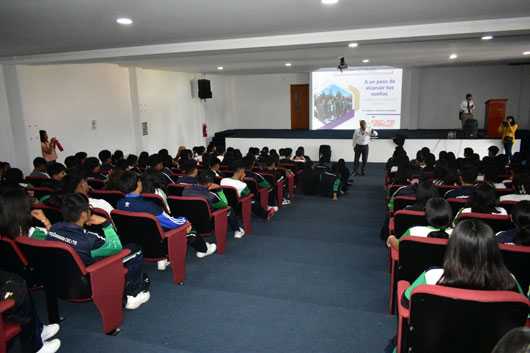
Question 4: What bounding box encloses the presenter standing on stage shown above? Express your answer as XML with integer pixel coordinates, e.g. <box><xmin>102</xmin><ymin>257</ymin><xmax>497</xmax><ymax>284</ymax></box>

<box><xmin>459</xmin><ymin>93</ymin><xmax>475</xmax><ymax>128</ymax></box>
<box><xmin>498</xmin><ymin>116</ymin><xmax>517</xmax><ymax>161</ymax></box>
<box><xmin>352</xmin><ymin>120</ymin><xmax>377</xmax><ymax>176</ymax></box>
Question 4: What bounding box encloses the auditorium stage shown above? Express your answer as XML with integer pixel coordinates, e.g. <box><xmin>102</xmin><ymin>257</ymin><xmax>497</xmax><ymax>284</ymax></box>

<box><xmin>214</xmin><ymin>129</ymin><xmax>525</xmax><ymax>163</ymax></box>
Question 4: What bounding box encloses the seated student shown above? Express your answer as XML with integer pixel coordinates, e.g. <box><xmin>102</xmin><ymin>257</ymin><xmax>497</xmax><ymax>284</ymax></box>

<box><xmin>454</xmin><ymin>183</ymin><xmax>508</xmax><ymax>224</ymax></box>
<box><xmin>208</xmin><ymin>157</ymin><xmax>226</xmax><ymax>178</ymax></box>
<box><xmin>176</xmin><ymin>159</ymin><xmax>199</xmax><ymax>185</ymax></box>
<box><xmin>138</xmin><ymin>151</ymin><xmax>149</xmax><ymax>169</ymax></box>
<box><xmin>337</xmin><ymin>159</ymin><xmax>352</xmax><ymax>191</ymax></box>
<box><xmin>103</xmin><ymin>168</ymin><xmax>125</xmax><ymax>191</ymax></box>
<box><xmin>499</xmin><ymin>173</ymin><xmax>530</xmax><ymax>202</ymax></box>
<box><xmin>61</xmin><ymin>171</ymin><xmax>114</xmax><ymax>215</ymax></box>
<box><xmin>496</xmin><ymin>200</ymin><xmax>530</xmax><ymax>246</ymax></box>
<box><xmin>41</xmin><ymin>163</ymin><xmax>66</xmax><ymax>190</ymax></box>
<box><xmin>388</xmin><ymin>167</ymin><xmax>424</xmax><ymax>211</ymax></box>
<box><xmin>481</xmin><ymin>145</ymin><xmax>500</xmax><ymax>169</ymax></box>
<box><xmin>0</xmin><ymin>168</ymin><xmax>28</xmax><ymax>192</ymax></box>
<box><xmin>183</xmin><ymin>170</ymin><xmax>246</xmax><ymax>238</ymax></box>
<box><xmin>47</xmin><ymin>193</ymin><xmax>150</xmax><ymax>310</ymax></box>
<box><xmin>75</xmin><ymin>151</ymin><xmax>87</xmax><ymax>166</ymax></box>
<box><xmin>127</xmin><ymin>154</ymin><xmax>141</xmax><ymax>175</ymax></box>
<box><xmin>0</xmin><ymin>270</ymin><xmax>61</xmax><ymax>353</ymax></box>
<box><xmin>421</xmin><ymin>153</ymin><xmax>436</xmax><ymax>173</ymax></box>
<box><xmin>221</xmin><ymin>163</ymin><xmax>275</xmax><ymax>222</ymax></box>
<box><xmin>280</xmin><ymin>148</ymin><xmax>297</xmax><ymax>167</ymax></box>
<box><xmin>314</xmin><ymin>157</ymin><xmax>330</xmax><ymax>177</ymax></box>
<box><xmin>263</xmin><ymin>157</ymin><xmax>290</xmax><ymax>205</ymax></box>
<box><xmin>111</xmin><ymin>150</ymin><xmax>124</xmax><ymax>165</ymax></box>
<box><xmin>64</xmin><ymin>155</ymin><xmax>79</xmax><ymax>173</ymax></box>
<box><xmin>30</xmin><ymin>157</ymin><xmax>50</xmax><ymax>178</ymax></box>
<box><xmin>116</xmin><ymin>171</ymin><xmax>216</xmax><ymax>262</ymax></box>
<box><xmin>242</xmin><ymin>157</ymin><xmax>278</xmax><ymax>210</ymax></box>
<box><xmin>491</xmin><ymin>327</ymin><xmax>530</xmax><ymax>353</ymax></box>
<box><xmin>141</xmin><ymin>169</ymin><xmax>171</xmax><ymax>213</ymax></box>
<box><xmin>194</xmin><ymin>146</ymin><xmax>206</xmax><ymax>163</ymax></box>
<box><xmin>483</xmin><ymin>165</ymin><xmax>506</xmax><ymax>189</ymax></box>
<box><xmin>431</xmin><ymin>159</ymin><xmax>459</xmax><ymax>186</ymax></box>
<box><xmin>444</xmin><ymin>164</ymin><xmax>477</xmax><ymax>199</ymax></box>
<box><xmin>293</xmin><ymin>148</ymin><xmax>306</xmax><ymax>162</ymax></box>
<box><xmin>300</xmin><ymin>161</ymin><xmax>320</xmax><ymax>196</ymax></box>
<box><xmin>404</xmin><ymin>180</ymin><xmax>439</xmax><ymax>211</ymax></box>
<box><xmin>84</xmin><ymin>157</ymin><xmax>107</xmax><ymax>181</ymax></box>
<box><xmin>216</xmin><ymin>146</ymin><xmax>226</xmax><ymax>163</ymax></box>
<box><xmin>147</xmin><ymin>154</ymin><xmax>174</xmax><ymax>187</ymax></box>
<box><xmin>387</xmin><ymin>219</ymin><xmax>523</xmax><ymax>353</ymax></box>
<box><xmin>387</xmin><ymin>198</ymin><xmax>453</xmax><ymax>250</ymax></box>
<box><xmin>161</xmin><ymin>155</ymin><xmax>174</xmax><ymax>176</ymax></box>
<box><xmin>320</xmin><ymin>163</ymin><xmax>341</xmax><ymax>201</ymax></box>
<box><xmin>98</xmin><ymin>149</ymin><xmax>114</xmax><ymax>173</ymax></box>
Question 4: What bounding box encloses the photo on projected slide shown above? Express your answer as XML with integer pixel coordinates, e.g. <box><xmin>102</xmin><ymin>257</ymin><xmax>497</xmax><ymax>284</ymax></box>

<box><xmin>311</xmin><ymin>67</ymin><xmax>403</xmax><ymax>130</ymax></box>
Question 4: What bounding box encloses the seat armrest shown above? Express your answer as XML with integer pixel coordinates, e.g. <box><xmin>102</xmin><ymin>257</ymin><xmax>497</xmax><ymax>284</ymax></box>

<box><xmin>391</xmin><ymin>246</ymin><xmax>399</xmax><ymax>261</ymax></box>
<box><xmin>240</xmin><ymin>194</ymin><xmax>253</xmax><ymax>204</ymax></box>
<box><xmin>397</xmin><ymin>280</ymin><xmax>411</xmax><ymax>319</ymax></box>
<box><xmin>389</xmin><ymin>217</ymin><xmax>395</xmax><ymax>234</ymax></box>
<box><xmin>0</xmin><ymin>299</ymin><xmax>15</xmax><ymax>314</ymax></box>
<box><xmin>212</xmin><ymin>207</ymin><xmax>230</xmax><ymax>217</ymax></box>
<box><xmin>86</xmin><ymin>249</ymin><xmax>131</xmax><ymax>273</ymax></box>
<box><xmin>163</xmin><ymin>222</ymin><xmax>191</xmax><ymax>239</ymax></box>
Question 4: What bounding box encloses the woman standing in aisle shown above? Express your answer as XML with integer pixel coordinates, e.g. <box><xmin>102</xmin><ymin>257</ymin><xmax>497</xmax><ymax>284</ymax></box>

<box><xmin>498</xmin><ymin>116</ymin><xmax>518</xmax><ymax>161</ymax></box>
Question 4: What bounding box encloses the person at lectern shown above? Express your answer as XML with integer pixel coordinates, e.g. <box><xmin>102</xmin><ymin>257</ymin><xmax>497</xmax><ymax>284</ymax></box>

<box><xmin>352</xmin><ymin>120</ymin><xmax>378</xmax><ymax>176</ymax></box>
<box><xmin>498</xmin><ymin>116</ymin><xmax>518</xmax><ymax>161</ymax></box>
<box><xmin>459</xmin><ymin>93</ymin><xmax>475</xmax><ymax>128</ymax></box>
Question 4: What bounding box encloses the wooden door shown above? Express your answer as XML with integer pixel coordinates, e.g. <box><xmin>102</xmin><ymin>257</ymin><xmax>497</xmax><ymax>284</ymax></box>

<box><xmin>290</xmin><ymin>84</ymin><xmax>309</xmax><ymax>130</ymax></box>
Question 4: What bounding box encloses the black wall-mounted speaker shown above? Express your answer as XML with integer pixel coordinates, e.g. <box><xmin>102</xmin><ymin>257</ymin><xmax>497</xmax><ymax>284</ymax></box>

<box><xmin>198</xmin><ymin>79</ymin><xmax>212</xmax><ymax>99</ymax></box>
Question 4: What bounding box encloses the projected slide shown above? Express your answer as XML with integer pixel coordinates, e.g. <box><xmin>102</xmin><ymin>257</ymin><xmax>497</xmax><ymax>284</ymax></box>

<box><xmin>311</xmin><ymin>67</ymin><xmax>402</xmax><ymax>130</ymax></box>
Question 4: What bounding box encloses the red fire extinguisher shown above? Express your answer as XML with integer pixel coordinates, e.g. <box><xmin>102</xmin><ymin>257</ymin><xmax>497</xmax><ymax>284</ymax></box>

<box><xmin>203</xmin><ymin>123</ymin><xmax>208</xmax><ymax>137</ymax></box>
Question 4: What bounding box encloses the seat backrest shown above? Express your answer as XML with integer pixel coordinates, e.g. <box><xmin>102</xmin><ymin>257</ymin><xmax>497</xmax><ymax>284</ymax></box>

<box><xmin>141</xmin><ymin>193</ymin><xmax>169</xmax><ymax>213</ymax></box>
<box><xmin>498</xmin><ymin>200</ymin><xmax>517</xmax><ymax>214</ymax></box>
<box><xmin>393</xmin><ymin>196</ymin><xmax>416</xmax><ymax>212</ymax></box>
<box><xmin>407</xmin><ymin>285</ymin><xmax>530</xmax><ymax>353</ymax></box>
<box><xmin>496</xmin><ymin>188</ymin><xmax>515</xmax><ymax>198</ymax></box>
<box><xmin>445</xmin><ymin>198</ymin><xmax>468</xmax><ymax>217</ymax></box>
<box><xmin>90</xmin><ymin>190</ymin><xmax>125</xmax><ymax>208</ymax></box>
<box><xmin>499</xmin><ymin>244</ymin><xmax>530</xmax><ymax>296</ymax></box>
<box><xmin>30</xmin><ymin>204</ymin><xmax>63</xmax><ymax>227</ymax></box>
<box><xmin>15</xmin><ymin>237</ymin><xmax>91</xmax><ymax>300</ymax></box>
<box><xmin>279</xmin><ymin>164</ymin><xmax>297</xmax><ymax>173</ymax></box>
<box><xmin>389</xmin><ymin>185</ymin><xmax>407</xmax><ymax>197</ymax></box>
<box><xmin>393</xmin><ymin>210</ymin><xmax>428</xmax><ymax>238</ymax></box>
<box><xmin>244</xmin><ymin>178</ymin><xmax>259</xmax><ymax>196</ymax></box>
<box><xmin>397</xmin><ymin>237</ymin><xmax>448</xmax><ymax>283</ymax></box>
<box><xmin>26</xmin><ymin>176</ymin><xmax>46</xmax><ymax>187</ymax></box>
<box><xmin>260</xmin><ymin>173</ymin><xmax>276</xmax><ymax>186</ymax></box>
<box><xmin>221</xmin><ymin>186</ymin><xmax>241</xmax><ymax>215</ymax></box>
<box><xmin>0</xmin><ymin>237</ymin><xmax>28</xmax><ymax>274</ymax></box>
<box><xmin>456</xmin><ymin>213</ymin><xmax>512</xmax><ymax>233</ymax></box>
<box><xmin>166</xmin><ymin>196</ymin><xmax>214</xmax><ymax>235</ymax></box>
<box><xmin>167</xmin><ymin>183</ymin><xmax>191</xmax><ymax>196</ymax></box>
<box><xmin>110</xmin><ymin>210</ymin><xmax>166</xmax><ymax>259</ymax></box>
<box><xmin>435</xmin><ymin>185</ymin><xmax>460</xmax><ymax>197</ymax></box>
<box><xmin>26</xmin><ymin>186</ymin><xmax>54</xmax><ymax>200</ymax></box>
<box><xmin>87</xmin><ymin>179</ymin><xmax>105</xmax><ymax>190</ymax></box>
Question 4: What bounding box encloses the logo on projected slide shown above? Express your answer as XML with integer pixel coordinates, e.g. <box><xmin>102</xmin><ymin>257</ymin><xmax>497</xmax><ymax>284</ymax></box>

<box><xmin>314</xmin><ymin>84</ymin><xmax>360</xmax><ymax>130</ymax></box>
<box><xmin>372</xmin><ymin>120</ymin><xmax>395</xmax><ymax>128</ymax></box>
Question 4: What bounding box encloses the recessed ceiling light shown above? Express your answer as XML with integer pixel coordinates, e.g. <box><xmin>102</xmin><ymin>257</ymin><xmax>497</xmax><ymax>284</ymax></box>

<box><xmin>523</xmin><ymin>51</ymin><xmax>530</xmax><ymax>55</ymax></box>
<box><xmin>348</xmin><ymin>42</ymin><xmax>358</xmax><ymax>48</ymax></box>
<box><xmin>481</xmin><ymin>35</ymin><xmax>493</xmax><ymax>40</ymax></box>
<box><xmin>362</xmin><ymin>59</ymin><xmax>370</xmax><ymax>63</ymax></box>
<box><xmin>217</xmin><ymin>66</ymin><xmax>224</xmax><ymax>70</ymax></box>
<box><xmin>321</xmin><ymin>0</ymin><xmax>339</xmax><ymax>4</ymax></box>
<box><xmin>285</xmin><ymin>63</ymin><xmax>292</xmax><ymax>67</ymax></box>
<box><xmin>116</xmin><ymin>18</ymin><xmax>133</xmax><ymax>25</ymax></box>
<box><xmin>449</xmin><ymin>54</ymin><xmax>458</xmax><ymax>59</ymax></box>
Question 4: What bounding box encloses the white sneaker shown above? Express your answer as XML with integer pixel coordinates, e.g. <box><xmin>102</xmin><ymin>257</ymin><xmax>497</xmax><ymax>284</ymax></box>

<box><xmin>196</xmin><ymin>242</ymin><xmax>217</xmax><ymax>258</ymax></box>
<box><xmin>267</xmin><ymin>206</ymin><xmax>279</xmax><ymax>212</ymax></box>
<box><xmin>282</xmin><ymin>199</ymin><xmax>291</xmax><ymax>205</ymax></box>
<box><xmin>234</xmin><ymin>227</ymin><xmax>246</xmax><ymax>239</ymax></box>
<box><xmin>37</xmin><ymin>339</ymin><xmax>61</xmax><ymax>353</ymax></box>
<box><xmin>125</xmin><ymin>291</ymin><xmax>150</xmax><ymax>310</ymax></box>
<box><xmin>41</xmin><ymin>323</ymin><xmax>60</xmax><ymax>342</ymax></box>
<box><xmin>157</xmin><ymin>259</ymin><xmax>170</xmax><ymax>271</ymax></box>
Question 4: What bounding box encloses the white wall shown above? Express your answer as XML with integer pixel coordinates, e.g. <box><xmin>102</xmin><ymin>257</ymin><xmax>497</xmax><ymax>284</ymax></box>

<box><xmin>231</xmin><ymin>73</ymin><xmax>309</xmax><ymax>129</ymax></box>
<box><xmin>0</xmin><ymin>66</ymin><xmax>16</xmax><ymax>164</ymax></box>
<box><xmin>403</xmin><ymin>65</ymin><xmax>530</xmax><ymax>130</ymax></box>
<box><xmin>14</xmin><ymin>63</ymin><xmax>135</xmax><ymax>173</ymax></box>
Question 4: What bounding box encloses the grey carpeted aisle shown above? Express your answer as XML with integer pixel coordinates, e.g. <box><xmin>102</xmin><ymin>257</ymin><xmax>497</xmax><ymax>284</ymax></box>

<box><xmin>30</xmin><ymin>163</ymin><xmax>395</xmax><ymax>353</ymax></box>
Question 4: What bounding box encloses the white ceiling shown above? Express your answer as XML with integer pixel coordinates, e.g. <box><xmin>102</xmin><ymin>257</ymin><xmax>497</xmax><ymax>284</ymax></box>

<box><xmin>1</xmin><ymin>0</ymin><xmax>529</xmax><ymax>73</ymax></box>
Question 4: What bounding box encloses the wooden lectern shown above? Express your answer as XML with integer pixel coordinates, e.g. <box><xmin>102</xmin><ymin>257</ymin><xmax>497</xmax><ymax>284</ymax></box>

<box><xmin>484</xmin><ymin>99</ymin><xmax>508</xmax><ymax>137</ymax></box>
